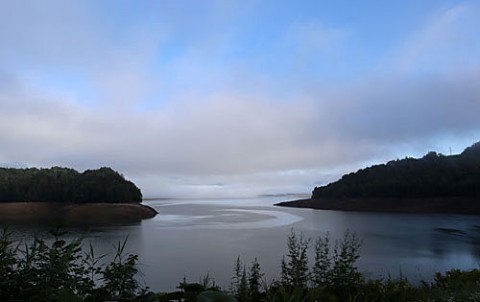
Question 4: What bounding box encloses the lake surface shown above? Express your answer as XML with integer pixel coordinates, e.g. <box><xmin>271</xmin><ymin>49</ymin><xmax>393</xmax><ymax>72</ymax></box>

<box><xmin>9</xmin><ymin>197</ymin><xmax>480</xmax><ymax>291</ymax></box>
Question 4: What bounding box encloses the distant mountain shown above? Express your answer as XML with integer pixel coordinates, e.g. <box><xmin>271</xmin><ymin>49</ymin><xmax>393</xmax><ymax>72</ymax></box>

<box><xmin>0</xmin><ymin>167</ymin><xmax>142</xmax><ymax>203</ymax></box>
<box><xmin>312</xmin><ymin>142</ymin><xmax>480</xmax><ymax>199</ymax></box>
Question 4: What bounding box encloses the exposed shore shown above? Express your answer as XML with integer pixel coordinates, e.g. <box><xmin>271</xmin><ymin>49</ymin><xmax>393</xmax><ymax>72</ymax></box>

<box><xmin>0</xmin><ymin>202</ymin><xmax>158</xmax><ymax>226</ymax></box>
<box><xmin>275</xmin><ymin>197</ymin><xmax>480</xmax><ymax>215</ymax></box>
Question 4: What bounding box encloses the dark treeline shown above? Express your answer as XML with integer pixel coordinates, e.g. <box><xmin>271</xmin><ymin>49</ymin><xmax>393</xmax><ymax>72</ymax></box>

<box><xmin>313</xmin><ymin>141</ymin><xmax>480</xmax><ymax>199</ymax></box>
<box><xmin>0</xmin><ymin>167</ymin><xmax>142</xmax><ymax>203</ymax></box>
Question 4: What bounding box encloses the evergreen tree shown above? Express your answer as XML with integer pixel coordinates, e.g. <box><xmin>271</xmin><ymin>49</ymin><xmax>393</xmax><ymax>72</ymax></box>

<box><xmin>238</xmin><ymin>266</ymin><xmax>249</xmax><ymax>302</ymax></box>
<box><xmin>313</xmin><ymin>232</ymin><xmax>331</xmax><ymax>286</ymax></box>
<box><xmin>280</xmin><ymin>230</ymin><xmax>310</xmax><ymax>289</ymax></box>
<box><xmin>248</xmin><ymin>257</ymin><xmax>263</xmax><ymax>302</ymax></box>
<box><xmin>231</xmin><ymin>256</ymin><xmax>242</xmax><ymax>297</ymax></box>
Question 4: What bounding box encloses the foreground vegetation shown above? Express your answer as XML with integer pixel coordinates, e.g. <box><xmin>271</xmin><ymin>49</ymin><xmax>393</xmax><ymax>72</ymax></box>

<box><xmin>312</xmin><ymin>141</ymin><xmax>480</xmax><ymax>199</ymax></box>
<box><xmin>0</xmin><ymin>167</ymin><xmax>142</xmax><ymax>203</ymax></box>
<box><xmin>2</xmin><ymin>228</ymin><xmax>480</xmax><ymax>302</ymax></box>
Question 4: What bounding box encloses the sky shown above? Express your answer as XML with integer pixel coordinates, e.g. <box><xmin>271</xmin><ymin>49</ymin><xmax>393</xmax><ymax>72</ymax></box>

<box><xmin>1</xmin><ymin>0</ymin><xmax>479</xmax><ymax>198</ymax></box>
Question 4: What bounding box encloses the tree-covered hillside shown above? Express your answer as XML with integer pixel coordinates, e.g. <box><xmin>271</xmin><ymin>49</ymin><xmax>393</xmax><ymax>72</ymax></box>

<box><xmin>0</xmin><ymin>167</ymin><xmax>142</xmax><ymax>203</ymax></box>
<box><xmin>312</xmin><ymin>142</ymin><xmax>480</xmax><ymax>199</ymax></box>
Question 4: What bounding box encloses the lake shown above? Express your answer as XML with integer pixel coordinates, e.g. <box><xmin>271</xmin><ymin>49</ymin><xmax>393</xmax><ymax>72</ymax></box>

<box><xmin>9</xmin><ymin>196</ymin><xmax>480</xmax><ymax>292</ymax></box>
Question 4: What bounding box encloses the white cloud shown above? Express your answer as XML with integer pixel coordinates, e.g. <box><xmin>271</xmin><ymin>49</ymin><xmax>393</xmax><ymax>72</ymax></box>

<box><xmin>0</xmin><ymin>2</ymin><xmax>479</xmax><ymax>198</ymax></box>
<box><xmin>3</xmin><ymin>65</ymin><xmax>478</xmax><ymax>198</ymax></box>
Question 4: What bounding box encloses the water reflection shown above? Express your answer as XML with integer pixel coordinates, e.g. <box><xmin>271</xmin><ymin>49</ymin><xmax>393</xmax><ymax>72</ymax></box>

<box><xmin>5</xmin><ymin>197</ymin><xmax>480</xmax><ymax>291</ymax></box>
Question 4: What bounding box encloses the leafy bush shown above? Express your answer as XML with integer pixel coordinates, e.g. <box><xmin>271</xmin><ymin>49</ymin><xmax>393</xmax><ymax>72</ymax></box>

<box><xmin>0</xmin><ymin>227</ymin><xmax>147</xmax><ymax>302</ymax></box>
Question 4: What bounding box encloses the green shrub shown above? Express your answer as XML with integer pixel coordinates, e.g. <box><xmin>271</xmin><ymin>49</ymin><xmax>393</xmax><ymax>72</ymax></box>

<box><xmin>0</xmin><ymin>227</ymin><xmax>146</xmax><ymax>302</ymax></box>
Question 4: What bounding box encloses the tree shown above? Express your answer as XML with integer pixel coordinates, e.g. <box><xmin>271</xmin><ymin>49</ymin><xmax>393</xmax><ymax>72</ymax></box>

<box><xmin>331</xmin><ymin>231</ymin><xmax>362</xmax><ymax>289</ymax></box>
<box><xmin>312</xmin><ymin>232</ymin><xmax>331</xmax><ymax>286</ymax></box>
<box><xmin>312</xmin><ymin>141</ymin><xmax>480</xmax><ymax>199</ymax></box>
<box><xmin>231</xmin><ymin>256</ymin><xmax>242</xmax><ymax>297</ymax></box>
<box><xmin>280</xmin><ymin>230</ymin><xmax>310</xmax><ymax>289</ymax></box>
<box><xmin>312</xmin><ymin>230</ymin><xmax>363</xmax><ymax>299</ymax></box>
<box><xmin>248</xmin><ymin>257</ymin><xmax>263</xmax><ymax>301</ymax></box>
<box><xmin>0</xmin><ymin>166</ymin><xmax>142</xmax><ymax>203</ymax></box>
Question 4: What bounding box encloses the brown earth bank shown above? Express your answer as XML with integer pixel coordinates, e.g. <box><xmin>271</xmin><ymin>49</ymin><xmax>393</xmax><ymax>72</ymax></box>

<box><xmin>275</xmin><ymin>197</ymin><xmax>480</xmax><ymax>215</ymax></box>
<box><xmin>0</xmin><ymin>202</ymin><xmax>158</xmax><ymax>226</ymax></box>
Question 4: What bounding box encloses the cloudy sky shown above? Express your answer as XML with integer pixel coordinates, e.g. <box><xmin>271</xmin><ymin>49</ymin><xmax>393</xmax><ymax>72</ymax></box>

<box><xmin>1</xmin><ymin>0</ymin><xmax>479</xmax><ymax>198</ymax></box>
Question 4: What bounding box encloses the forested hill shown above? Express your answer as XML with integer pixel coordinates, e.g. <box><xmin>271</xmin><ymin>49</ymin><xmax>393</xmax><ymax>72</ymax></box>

<box><xmin>0</xmin><ymin>167</ymin><xmax>142</xmax><ymax>203</ymax></box>
<box><xmin>312</xmin><ymin>142</ymin><xmax>480</xmax><ymax>199</ymax></box>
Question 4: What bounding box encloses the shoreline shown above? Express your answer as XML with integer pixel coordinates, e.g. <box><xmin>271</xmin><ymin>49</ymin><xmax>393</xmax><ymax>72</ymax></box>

<box><xmin>275</xmin><ymin>197</ymin><xmax>480</xmax><ymax>215</ymax></box>
<box><xmin>0</xmin><ymin>202</ymin><xmax>158</xmax><ymax>226</ymax></box>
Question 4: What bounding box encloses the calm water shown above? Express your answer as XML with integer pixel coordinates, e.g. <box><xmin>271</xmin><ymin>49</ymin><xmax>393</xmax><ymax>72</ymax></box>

<box><xmin>9</xmin><ymin>197</ymin><xmax>480</xmax><ymax>291</ymax></box>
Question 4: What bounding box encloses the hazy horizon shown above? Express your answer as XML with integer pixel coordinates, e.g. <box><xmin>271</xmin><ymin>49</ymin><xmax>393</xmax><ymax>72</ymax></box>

<box><xmin>1</xmin><ymin>0</ymin><xmax>479</xmax><ymax>198</ymax></box>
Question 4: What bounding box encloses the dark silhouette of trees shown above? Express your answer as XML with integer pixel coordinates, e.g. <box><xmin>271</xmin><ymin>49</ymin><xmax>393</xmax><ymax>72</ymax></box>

<box><xmin>312</xmin><ymin>141</ymin><xmax>480</xmax><ymax>199</ymax></box>
<box><xmin>0</xmin><ymin>167</ymin><xmax>142</xmax><ymax>203</ymax></box>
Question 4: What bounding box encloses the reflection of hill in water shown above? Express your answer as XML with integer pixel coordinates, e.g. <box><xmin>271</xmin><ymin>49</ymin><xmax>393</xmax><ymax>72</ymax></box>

<box><xmin>0</xmin><ymin>202</ymin><xmax>157</xmax><ymax>226</ymax></box>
